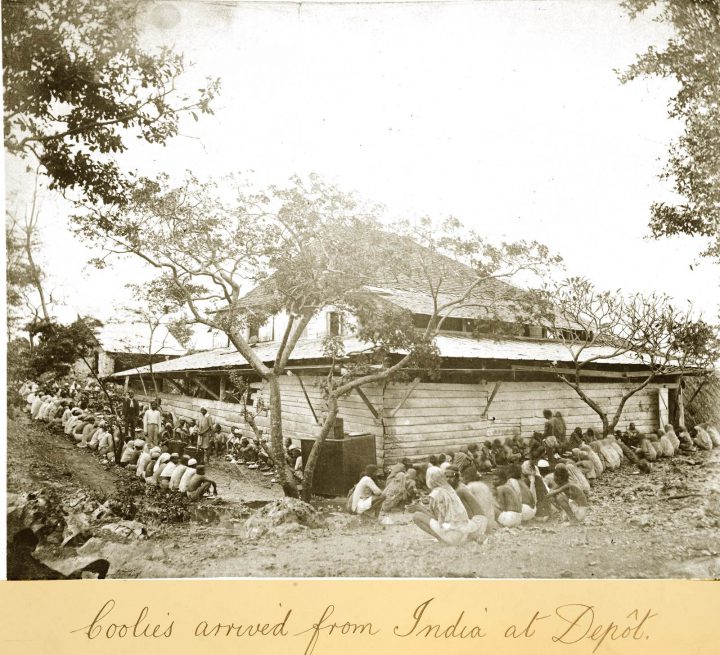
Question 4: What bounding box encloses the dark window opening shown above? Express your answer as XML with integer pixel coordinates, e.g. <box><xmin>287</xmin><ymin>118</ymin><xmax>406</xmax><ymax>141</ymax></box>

<box><xmin>328</xmin><ymin>311</ymin><xmax>341</xmax><ymax>337</ymax></box>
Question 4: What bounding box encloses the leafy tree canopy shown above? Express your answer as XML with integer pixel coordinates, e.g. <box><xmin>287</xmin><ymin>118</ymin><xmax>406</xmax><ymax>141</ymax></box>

<box><xmin>20</xmin><ymin>316</ymin><xmax>102</xmax><ymax>380</ymax></box>
<box><xmin>3</xmin><ymin>0</ymin><xmax>220</xmax><ymax>206</ymax></box>
<box><xmin>621</xmin><ymin>0</ymin><xmax>720</xmax><ymax>259</ymax></box>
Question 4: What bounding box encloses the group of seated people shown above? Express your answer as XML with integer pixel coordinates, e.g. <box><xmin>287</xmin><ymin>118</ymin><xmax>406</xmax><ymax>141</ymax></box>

<box><xmin>20</xmin><ymin>380</ymin><xmax>220</xmax><ymax>502</ymax></box>
<box><xmin>119</xmin><ymin>441</ymin><xmax>218</xmax><ymax>501</ymax></box>
<box><xmin>348</xmin><ymin>413</ymin><xmax>720</xmax><ymax>546</ymax></box>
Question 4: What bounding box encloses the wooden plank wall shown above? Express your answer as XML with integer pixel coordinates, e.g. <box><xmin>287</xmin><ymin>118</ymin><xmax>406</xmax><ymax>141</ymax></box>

<box><xmin>384</xmin><ymin>380</ymin><xmax>662</xmax><ymax>463</ymax></box>
<box><xmin>137</xmin><ymin>378</ymin><xmax>664</xmax><ymax>467</ymax></box>
<box><xmin>252</xmin><ymin>376</ymin><xmax>384</xmax><ymax>461</ymax></box>
<box><xmin>134</xmin><ymin>391</ymin><xmax>252</xmax><ymax>435</ymax></box>
<box><xmin>136</xmin><ymin>376</ymin><xmax>384</xmax><ymax>458</ymax></box>
<box><xmin>383</xmin><ymin>382</ymin><xmax>490</xmax><ymax>461</ymax></box>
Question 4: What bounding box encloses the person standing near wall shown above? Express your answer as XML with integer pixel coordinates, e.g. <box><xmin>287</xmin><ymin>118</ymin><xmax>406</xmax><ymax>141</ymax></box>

<box><xmin>122</xmin><ymin>391</ymin><xmax>140</xmax><ymax>438</ymax></box>
<box><xmin>197</xmin><ymin>407</ymin><xmax>214</xmax><ymax>463</ymax></box>
<box><xmin>143</xmin><ymin>401</ymin><xmax>163</xmax><ymax>446</ymax></box>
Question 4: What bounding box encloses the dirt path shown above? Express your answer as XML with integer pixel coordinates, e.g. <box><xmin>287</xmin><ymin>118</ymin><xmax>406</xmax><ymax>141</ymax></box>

<box><xmin>7</xmin><ymin>415</ymin><xmax>720</xmax><ymax>579</ymax></box>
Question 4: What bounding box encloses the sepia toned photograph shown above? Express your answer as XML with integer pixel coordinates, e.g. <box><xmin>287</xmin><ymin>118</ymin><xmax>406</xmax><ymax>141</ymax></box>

<box><xmin>4</xmin><ymin>0</ymin><xmax>720</xmax><ymax>581</ymax></box>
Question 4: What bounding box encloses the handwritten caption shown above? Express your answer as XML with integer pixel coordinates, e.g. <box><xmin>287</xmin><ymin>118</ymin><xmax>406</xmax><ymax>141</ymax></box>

<box><xmin>71</xmin><ymin>597</ymin><xmax>657</xmax><ymax>654</ymax></box>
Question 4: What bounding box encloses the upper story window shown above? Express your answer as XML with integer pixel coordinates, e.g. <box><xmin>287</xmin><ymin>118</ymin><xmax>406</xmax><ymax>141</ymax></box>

<box><xmin>411</xmin><ymin>314</ymin><xmax>469</xmax><ymax>333</ymax></box>
<box><xmin>545</xmin><ymin>327</ymin><xmax>592</xmax><ymax>341</ymax></box>
<box><xmin>523</xmin><ymin>325</ymin><xmax>547</xmax><ymax>339</ymax></box>
<box><xmin>327</xmin><ymin>311</ymin><xmax>342</xmax><ymax>337</ymax></box>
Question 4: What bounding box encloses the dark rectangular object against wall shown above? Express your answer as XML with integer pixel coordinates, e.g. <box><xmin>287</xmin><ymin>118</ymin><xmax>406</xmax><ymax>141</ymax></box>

<box><xmin>300</xmin><ymin>432</ymin><xmax>376</xmax><ymax>497</ymax></box>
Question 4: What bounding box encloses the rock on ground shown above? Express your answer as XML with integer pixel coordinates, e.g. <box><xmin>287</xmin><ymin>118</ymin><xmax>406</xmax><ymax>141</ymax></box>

<box><xmin>7</xmin><ymin>489</ymin><xmax>67</xmax><ymax>543</ymax></box>
<box><xmin>243</xmin><ymin>498</ymin><xmax>325</xmax><ymax>539</ymax></box>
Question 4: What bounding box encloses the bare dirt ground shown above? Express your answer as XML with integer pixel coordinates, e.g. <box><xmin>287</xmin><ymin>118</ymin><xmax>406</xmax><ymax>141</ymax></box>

<box><xmin>7</xmin><ymin>414</ymin><xmax>720</xmax><ymax>579</ymax></box>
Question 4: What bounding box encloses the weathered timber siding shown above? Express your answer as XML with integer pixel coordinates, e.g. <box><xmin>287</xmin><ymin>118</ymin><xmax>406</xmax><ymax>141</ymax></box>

<box><xmin>383</xmin><ymin>381</ymin><xmax>489</xmax><ymax>460</ymax></box>
<box><xmin>134</xmin><ymin>391</ymin><xmax>252</xmax><ymax>435</ymax></box>
<box><xmin>384</xmin><ymin>380</ymin><xmax>664</xmax><ymax>461</ymax></box>
<box><xmin>136</xmin><ymin>375</ymin><xmax>384</xmax><ymax>459</ymax></box>
<box><xmin>252</xmin><ymin>376</ymin><xmax>384</xmax><ymax>463</ymax></box>
<box><xmin>137</xmin><ymin>377</ymin><xmax>667</xmax><ymax>467</ymax></box>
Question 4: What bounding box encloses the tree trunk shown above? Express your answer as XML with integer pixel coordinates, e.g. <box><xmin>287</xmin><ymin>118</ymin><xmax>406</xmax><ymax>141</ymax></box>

<box><xmin>78</xmin><ymin>354</ymin><xmax>120</xmax><ymax>418</ymax></box>
<box><xmin>267</xmin><ymin>375</ymin><xmax>293</xmax><ymax>495</ymax></box>
<box><xmin>149</xmin><ymin>359</ymin><xmax>158</xmax><ymax>394</ymax></box>
<box><xmin>301</xmin><ymin>396</ymin><xmax>339</xmax><ymax>503</ymax></box>
<box><xmin>555</xmin><ymin>374</ymin><xmax>610</xmax><ymax>435</ymax></box>
<box><xmin>600</xmin><ymin>414</ymin><xmax>611</xmax><ymax>436</ymax></box>
<box><xmin>148</xmin><ymin>326</ymin><xmax>159</xmax><ymax>393</ymax></box>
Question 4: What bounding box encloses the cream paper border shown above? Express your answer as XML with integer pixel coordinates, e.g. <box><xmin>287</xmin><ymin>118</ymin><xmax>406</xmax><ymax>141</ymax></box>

<box><xmin>0</xmin><ymin>579</ymin><xmax>718</xmax><ymax>654</ymax></box>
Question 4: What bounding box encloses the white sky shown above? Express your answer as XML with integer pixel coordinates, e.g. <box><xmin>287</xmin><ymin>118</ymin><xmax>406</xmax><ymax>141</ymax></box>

<box><xmin>5</xmin><ymin>0</ymin><xmax>720</xmax><ymax>325</ymax></box>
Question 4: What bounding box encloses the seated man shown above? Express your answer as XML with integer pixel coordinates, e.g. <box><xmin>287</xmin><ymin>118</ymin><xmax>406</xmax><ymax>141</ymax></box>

<box><xmin>32</xmin><ymin>394</ymin><xmax>49</xmax><ymax>420</ymax></box>
<box><xmin>227</xmin><ymin>428</ymin><xmax>242</xmax><ymax>458</ymax></box>
<box><xmin>178</xmin><ymin>458</ymin><xmax>198</xmax><ymax>493</ymax></box>
<box><xmin>444</xmin><ymin>465</ymin><xmax>490</xmax><ymax>537</ymax></box>
<box><xmin>542</xmin><ymin>433</ymin><xmax>560</xmax><ymax>461</ymax></box>
<box><xmin>567</xmin><ymin>427</ymin><xmax>584</xmax><ymax>450</ymax></box>
<box><xmin>349</xmin><ymin>465</ymin><xmax>383</xmax><ymax>516</ymax></box>
<box><xmin>135</xmin><ymin>444</ymin><xmax>153</xmax><ymax>478</ymax></box>
<box><xmin>159</xmin><ymin>453</ymin><xmax>180</xmax><ymax>488</ymax></box>
<box><xmin>704</xmin><ymin>423</ymin><xmax>720</xmax><ymax>448</ymax></box>
<box><xmin>404</xmin><ymin>468</ymin><xmax>419</xmax><ymax>501</ymax></box>
<box><xmin>97</xmin><ymin>423</ymin><xmax>117</xmax><ymax>457</ymax></box>
<box><xmin>545</xmin><ymin>464</ymin><xmax>589</xmax><ymax>523</ymax></box>
<box><xmin>78</xmin><ymin>416</ymin><xmax>98</xmax><ymax>448</ymax></box>
<box><xmin>64</xmin><ymin>409</ymin><xmax>82</xmax><ymax>435</ymax></box>
<box><xmin>637</xmin><ymin>434</ymin><xmax>657</xmax><ymax>462</ymax></box>
<box><xmin>87</xmin><ymin>422</ymin><xmax>109</xmax><ymax>451</ymax></box>
<box><xmin>495</xmin><ymin>467</ymin><xmax>523</xmax><ymax>528</ymax></box>
<box><xmin>508</xmin><ymin>465</ymin><xmax>536</xmax><ymax>521</ymax></box>
<box><xmin>256</xmin><ymin>438</ymin><xmax>274</xmax><ymax>471</ymax></box>
<box><xmin>60</xmin><ymin>404</ymin><xmax>74</xmax><ymax>429</ymax></box>
<box><xmin>120</xmin><ymin>438</ymin><xmax>144</xmax><ymax>467</ymax></box>
<box><xmin>186</xmin><ymin>465</ymin><xmax>218</xmax><ymax>500</ymax></box>
<box><xmin>511</xmin><ymin>435</ymin><xmax>527</xmax><ymax>458</ymax></box>
<box><xmin>491</xmin><ymin>440</ymin><xmax>507</xmax><ymax>467</ymax></box>
<box><xmin>678</xmin><ymin>429</ymin><xmax>696</xmax><ymax>452</ymax></box>
<box><xmin>169</xmin><ymin>455</ymin><xmax>190</xmax><ymax>490</ymax></box>
<box><xmin>74</xmin><ymin>416</ymin><xmax>94</xmax><ymax>443</ymax></box>
<box><xmin>453</xmin><ymin>444</ymin><xmax>480</xmax><ymax>483</ymax></box>
<box><xmin>144</xmin><ymin>450</ymin><xmax>161</xmax><ymax>482</ymax></box>
<box><xmin>237</xmin><ymin>437</ymin><xmax>256</xmax><ymax>463</ymax></box>
<box><xmin>159</xmin><ymin>422</ymin><xmax>174</xmax><ymax>448</ymax></box>
<box><xmin>693</xmin><ymin>425</ymin><xmax>713</xmax><ymax>451</ymax></box>
<box><xmin>476</xmin><ymin>445</ymin><xmax>494</xmax><ymax>472</ymax></box>
<box><xmin>656</xmin><ymin>428</ymin><xmax>675</xmax><ymax>457</ymax></box>
<box><xmin>50</xmin><ymin>401</ymin><xmax>67</xmax><ymax>427</ymax></box>
<box><xmin>174</xmin><ymin>420</ymin><xmax>190</xmax><ymax>444</ymax></box>
<box><xmin>37</xmin><ymin>397</ymin><xmax>55</xmax><ymax>422</ymax></box>
<box><xmin>149</xmin><ymin>452</ymin><xmax>171</xmax><ymax>485</ymax></box>
<box><xmin>445</xmin><ymin>466</ymin><xmax>484</xmax><ymax>518</ymax></box>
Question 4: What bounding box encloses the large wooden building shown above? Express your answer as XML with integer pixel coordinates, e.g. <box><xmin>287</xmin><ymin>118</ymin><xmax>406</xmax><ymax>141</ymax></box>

<box><xmin>110</xmin><ymin>240</ymin><xmax>687</xmax><ymax>463</ymax></box>
<box><xmin>110</xmin><ymin>318</ymin><xmax>680</xmax><ymax>466</ymax></box>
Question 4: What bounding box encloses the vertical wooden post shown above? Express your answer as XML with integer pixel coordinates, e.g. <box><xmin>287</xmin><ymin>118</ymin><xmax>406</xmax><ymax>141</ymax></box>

<box><xmin>124</xmin><ymin>376</ymin><xmax>129</xmax><ymax>392</ymax></box>
<box><xmin>677</xmin><ymin>377</ymin><xmax>686</xmax><ymax>429</ymax></box>
<box><xmin>219</xmin><ymin>376</ymin><xmax>226</xmax><ymax>402</ymax></box>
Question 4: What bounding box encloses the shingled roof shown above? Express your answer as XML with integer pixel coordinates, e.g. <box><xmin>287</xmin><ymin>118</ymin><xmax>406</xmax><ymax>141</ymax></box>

<box><xmin>110</xmin><ymin>333</ymin><xmax>653</xmax><ymax>379</ymax></box>
<box><xmin>235</xmin><ymin>230</ymin><xmax>538</xmax><ymax>325</ymax></box>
